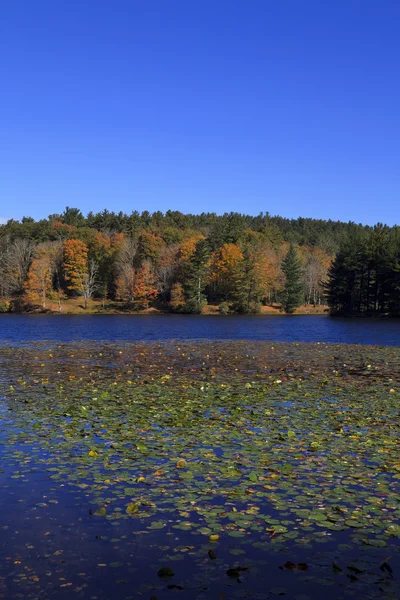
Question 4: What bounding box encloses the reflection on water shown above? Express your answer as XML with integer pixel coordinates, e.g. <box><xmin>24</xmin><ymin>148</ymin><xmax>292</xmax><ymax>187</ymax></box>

<box><xmin>0</xmin><ymin>314</ymin><xmax>400</xmax><ymax>345</ymax></box>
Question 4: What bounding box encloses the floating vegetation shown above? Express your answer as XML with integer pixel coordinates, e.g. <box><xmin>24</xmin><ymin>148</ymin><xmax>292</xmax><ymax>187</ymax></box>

<box><xmin>0</xmin><ymin>341</ymin><xmax>399</xmax><ymax>599</ymax></box>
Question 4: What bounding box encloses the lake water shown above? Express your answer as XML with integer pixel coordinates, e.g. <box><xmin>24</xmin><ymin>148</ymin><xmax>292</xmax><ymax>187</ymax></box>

<box><xmin>1</xmin><ymin>341</ymin><xmax>400</xmax><ymax>600</ymax></box>
<box><xmin>1</xmin><ymin>314</ymin><xmax>400</xmax><ymax>345</ymax></box>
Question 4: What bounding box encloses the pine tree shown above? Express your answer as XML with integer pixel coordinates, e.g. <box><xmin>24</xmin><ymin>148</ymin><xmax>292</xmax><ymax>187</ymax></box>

<box><xmin>325</xmin><ymin>251</ymin><xmax>352</xmax><ymax>313</ymax></box>
<box><xmin>230</xmin><ymin>246</ymin><xmax>270</xmax><ymax>313</ymax></box>
<box><xmin>182</xmin><ymin>239</ymin><xmax>210</xmax><ymax>313</ymax></box>
<box><xmin>388</xmin><ymin>255</ymin><xmax>400</xmax><ymax>316</ymax></box>
<box><xmin>281</xmin><ymin>245</ymin><xmax>303</xmax><ymax>313</ymax></box>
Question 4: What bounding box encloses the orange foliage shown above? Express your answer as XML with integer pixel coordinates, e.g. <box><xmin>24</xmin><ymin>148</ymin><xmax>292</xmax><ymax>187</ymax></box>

<box><xmin>208</xmin><ymin>243</ymin><xmax>244</xmax><ymax>299</ymax></box>
<box><xmin>178</xmin><ymin>234</ymin><xmax>205</xmax><ymax>264</ymax></box>
<box><xmin>169</xmin><ymin>282</ymin><xmax>185</xmax><ymax>311</ymax></box>
<box><xmin>24</xmin><ymin>247</ymin><xmax>52</xmax><ymax>308</ymax></box>
<box><xmin>94</xmin><ymin>231</ymin><xmax>111</xmax><ymax>252</ymax></box>
<box><xmin>116</xmin><ymin>260</ymin><xmax>158</xmax><ymax>309</ymax></box>
<box><xmin>63</xmin><ymin>239</ymin><xmax>89</xmax><ymax>294</ymax></box>
<box><xmin>52</xmin><ymin>221</ymin><xmax>76</xmax><ymax>240</ymax></box>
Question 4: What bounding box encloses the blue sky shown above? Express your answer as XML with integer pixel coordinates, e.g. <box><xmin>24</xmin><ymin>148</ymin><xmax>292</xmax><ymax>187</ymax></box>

<box><xmin>1</xmin><ymin>0</ymin><xmax>399</xmax><ymax>226</ymax></box>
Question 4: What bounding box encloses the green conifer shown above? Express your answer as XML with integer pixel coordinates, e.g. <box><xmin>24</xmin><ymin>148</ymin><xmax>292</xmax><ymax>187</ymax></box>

<box><xmin>281</xmin><ymin>245</ymin><xmax>303</xmax><ymax>313</ymax></box>
<box><xmin>182</xmin><ymin>239</ymin><xmax>210</xmax><ymax>313</ymax></box>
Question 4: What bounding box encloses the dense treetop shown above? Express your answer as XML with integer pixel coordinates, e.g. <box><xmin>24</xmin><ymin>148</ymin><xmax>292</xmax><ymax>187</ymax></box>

<box><xmin>0</xmin><ymin>207</ymin><xmax>398</xmax><ymax>315</ymax></box>
<box><xmin>0</xmin><ymin>207</ymin><xmax>373</xmax><ymax>252</ymax></box>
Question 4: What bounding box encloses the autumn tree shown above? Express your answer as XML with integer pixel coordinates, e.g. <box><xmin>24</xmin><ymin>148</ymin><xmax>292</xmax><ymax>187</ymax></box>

<box><xmin>208</xmin><ymin>243</ymin><xmax>243</xmax><ymax>301</ymax></box>
<box><xmin>63</xmin><ymin>239</ymin><xmax>99</xmax><ymax>308</ymax></box>
<box><xmin>169</xmin><ymin>282</ymin><xmax>185</xmax><ymax>312</ymax></box>
<box><xmin>116</xmin><ymin>260</ymin><xmax>158</xmax><ymax>309</ymax></box>
<box><xmin>63</xmin><ymin>239</ymin><xmax>88</xmax><ymax>294</ymax></box>
<box><xmin>176</xmin><ymin>234</ymin><xmax>205</xmax><ymax>272</ymax></box>
<box><xmin>24</xmin><ymin>245</ymin><xmax>53</xmax><ymax>308</ymax></box>
<box><xmin>51</xmin><ymin>221</ymin><xmax>76</xmax><ymax>241</ymax></box>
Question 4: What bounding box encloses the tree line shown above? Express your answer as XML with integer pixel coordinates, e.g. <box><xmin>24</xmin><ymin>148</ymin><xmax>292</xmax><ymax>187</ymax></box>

<box><xmin>326</xmin><ymin>224</ymin><xmax>400</xmax><ymax>316</ymax></box>
<box><xmin>0</xmin><ymin>206</ymin><xmax>394</xmax><ymax>315</ymax></box>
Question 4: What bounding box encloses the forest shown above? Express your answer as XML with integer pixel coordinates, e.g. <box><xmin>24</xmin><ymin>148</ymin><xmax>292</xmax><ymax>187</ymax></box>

<box><xmin>327</xmin><ymin>224</ymin><xmax>400</xmax><ymax>316</ymax></box>
<box><xmin>0</xmin><ymin>207</ymin><xmax>398</xmax><ymax>315</ymax></box>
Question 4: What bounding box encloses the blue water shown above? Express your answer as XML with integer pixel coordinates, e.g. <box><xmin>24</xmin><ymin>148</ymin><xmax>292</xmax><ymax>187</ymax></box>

<box><xmin>1</xmin><ymin>314</ymin><xmax>400</xmax><ymax>345</ymax></box>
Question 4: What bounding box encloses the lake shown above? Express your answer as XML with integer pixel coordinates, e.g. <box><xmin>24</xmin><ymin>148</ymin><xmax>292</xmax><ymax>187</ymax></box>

<box><xmin>1</xmin><ymin>314</ymin><xmax>400</xmax><ymax>345</ymax></box>
<box><xmin>1</xmin><ymin>341</ymin><xmax>400</xmax><ymax>600</ymax></box>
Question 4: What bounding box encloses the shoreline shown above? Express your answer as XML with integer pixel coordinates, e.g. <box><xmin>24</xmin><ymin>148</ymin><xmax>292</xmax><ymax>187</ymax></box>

<box><xmin>0</xmin><ymin>301</ymin><xmax>329</xmax><ymax>317</ymax></box>
<box><xmin>0</xmin><ymin>309</ymin><xmax>329</xmax><ymax>316</ymax></box>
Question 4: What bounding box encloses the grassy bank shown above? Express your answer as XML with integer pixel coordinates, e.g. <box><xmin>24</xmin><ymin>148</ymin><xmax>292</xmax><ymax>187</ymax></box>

<box><xmin>1</xmin><ymin>296</ymin><xmax>329</xmax><ymax>315</ymax></box>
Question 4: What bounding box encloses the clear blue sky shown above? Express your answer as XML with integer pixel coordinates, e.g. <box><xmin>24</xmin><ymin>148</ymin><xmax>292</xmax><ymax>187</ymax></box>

<box><xmin>1</xmin><ymin>1</ymin><xmax>399</xmax><ymax>226</ymax></box>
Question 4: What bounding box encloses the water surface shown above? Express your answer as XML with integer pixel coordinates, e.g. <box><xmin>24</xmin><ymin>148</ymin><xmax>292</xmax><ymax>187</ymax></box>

<box><xmin>1</xmin><ymin>314</ymin><xmax>400</xmax><ymax>345</ymax></box>
<box><xmin>1</xmin><ymin>342</ymin><xmax>400</xmax><ymax>599</ymax></box>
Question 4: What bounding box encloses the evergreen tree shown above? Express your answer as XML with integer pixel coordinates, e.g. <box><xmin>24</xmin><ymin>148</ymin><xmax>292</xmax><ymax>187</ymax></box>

<box><xmin>281</xmin><ymin>245</ymin><xmax>303</xmax><ymax>313</ymax></box>
<box><xmin>230</xmin><ymin>245</ymin><xmax>270</xmax><ymax>313</ymax></box>
<box><xmin>387</xmin><ymin>255</ymin><xmax>400</xmax><ymax>316</ymax></box>
<box><xmin>325</xmin><ymin>226</ymin><xmax>400</xmax><ymax>316</ymax></box>
<box><xmin>325</xmin><ymin>251</ymin><xmax>352</xmax><ymax>313</ymax></box>
<box><xmin>182</xmin><ymin>239</ymin><xmax>210</xmax><ymax>313</ymax></box>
